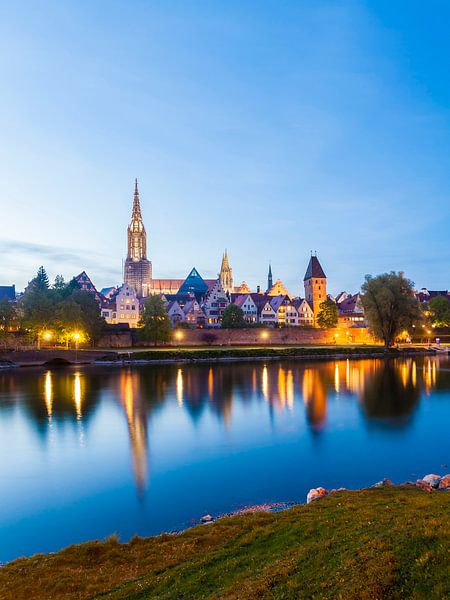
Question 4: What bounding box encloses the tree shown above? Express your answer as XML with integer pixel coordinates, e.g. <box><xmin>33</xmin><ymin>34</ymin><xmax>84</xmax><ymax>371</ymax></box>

<box><xmin>32</xmin><ymin>266</ymin><xmax>50</xmax><ymax>291</ymax></box>
<box><xmin>139</xmin><ymin>295</ymin><xmax>171</xmax><ymax>346</ymax></box>
<box><xmin>0</xmin><ymin>300</ymin><xmax>17</xmax><ymax>331</ymax></box>
<box><xmin>221</xmin><ymin>304</ymin><xmax>246</xmax><ymax>328</ymax></box>
<box><xmin>361</xmin><ymin>272</ymin><xmax>422</xmax><ymax>349</ymax></box>
<box><xmin>70</xmin><ymin>289</ymin><xmax>105</xmax><ymax>343</ymax></box>
<box><xmin>53</xmin><ymin>275</ymin><xmax>66</xmax><ymax>290</ymax></box>
<box><xmin>429</xmin><ymin>296</ymin><xmax>450</xmax><ymax>327</ymax></box>
<box><xmin>55</xmin><ymin>297</ymin><xmax>83</xmax><ymax>348</ymax></box>
<box><xmin>316</xmin><ymin>298</ymin><xmax>338</xmax><ymax>328</ymax></box>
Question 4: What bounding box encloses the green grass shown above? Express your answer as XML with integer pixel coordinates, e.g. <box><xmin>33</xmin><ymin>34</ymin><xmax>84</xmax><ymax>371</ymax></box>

<box><xmin>1</xmin><ymin>487</ymin><xmax>448</xmax><ymax>599</ymax></box>
<box><xmin>110</xmin><ymin>345</ymin><xmax>393</xmax><ymax>362</ymax></box>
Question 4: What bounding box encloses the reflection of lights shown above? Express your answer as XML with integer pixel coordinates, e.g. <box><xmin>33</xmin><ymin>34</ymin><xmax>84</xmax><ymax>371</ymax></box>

<box><xmin>286</xmin><ymin>369</ymin><xmax>294</xmax><ymax>409</ymax></box>
<box><xmin>262</xmin><ymin>365</ymin><xmax>268</xmax><ymax>400</ymax></box>
<box><xmin>400</xmin><ymin>363</ymin><xmax>408</xmax><ymax>388</ymax></box>
<box><xmin>334</xmin><ymin>362</ymin><xmax>340</xmax><ymax>393</ymax></box>
<box><xmin>44</xmin><ymin>371</ymin><xmax>52</xmax><ymax>419</ymax></box>
<box><xmin>208</xmin><ymin>368</ymin><xmax>214</xmax><ymax>400</ymax></box>
<box><xmin>74</xmin><ymin>372</ymin><xmax>82</xmax><ymax>419</ymax></box>
<box><xmin>345</xmin><ymin>359</ymin><xmax>350</xmax><ymax>387</ymax></box>
<box><xmin>278</xmin><ymin>367</ymin><xmax>286</xmax><ymax>407</ymax></box>
<box><xmin>412</xmin><ymin>361</ymin><xmax>417</xmax><ymax>387</ymax></box>
<box><xmin>176</xmin><ymin>368</ymin><xmax>184</xmax><ymax>406</ymax></box>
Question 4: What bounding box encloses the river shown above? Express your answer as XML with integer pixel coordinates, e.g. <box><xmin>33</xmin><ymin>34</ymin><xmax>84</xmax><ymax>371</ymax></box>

<box><xmin>0</xmin><ymin>356</ymin><xmax>448</xmax><ymax>562</ymax></box>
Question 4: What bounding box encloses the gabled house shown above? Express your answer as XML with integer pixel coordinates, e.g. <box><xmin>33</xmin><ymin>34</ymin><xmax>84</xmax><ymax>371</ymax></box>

<box><xmin>73</xmin><ymin>271</ymin><xmax>105</xmax><ymax>304</ymax></box>
<box><xmin>270</xmin><ymin>295</ymin><xmax>298</xmax><ymax>326</ymax></box>
<box><xmin>166</xmin><ymin>300</ymin><xmax>185</xmax><ymax>327</ymax></box>
<box><xmin>337</xmin><ymin>293</ymin><xmax>366</xmax><ymax>327</ymax></box>
<box><xmin>183</xmin><ymin>299</ymin><xmax>207</xmax><ymax>328</ymax></box>
<box><xmin>233</xmin><ymin>294</ymin><xmax>258</xmax><ymax>323</ymax></box>
<box><xmin>202</xmin><ymin>279</ymin><xmax>229</xmax><ymax>328</ymax></box>
<box><xmin>258</xmin><ymin>298</ymin><xmax>278</xmax><ymax>326</ymax></box>
<box><xmin>101</xmin><ymin>283</ymin><xmax>140</xmax><ymax>328</ymax></box>
<box><xmin>292</xmin><ymin>298</ymin><xmax>314</xmax><ymax>326</ymax></box>
<box><xmin>267</xmin><ymin>279</ymin><xmax>291</xmax><ymax>298</ymax></box>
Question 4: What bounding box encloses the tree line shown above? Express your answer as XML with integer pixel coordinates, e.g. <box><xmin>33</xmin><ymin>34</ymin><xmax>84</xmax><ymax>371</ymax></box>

<box><xmin>0</xmin><ymin>266</ymin><xmax>105</xmax><ymax>347</ymax></box>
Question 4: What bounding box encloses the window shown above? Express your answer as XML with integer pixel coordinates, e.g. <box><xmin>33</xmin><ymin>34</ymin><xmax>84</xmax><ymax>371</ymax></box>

<box><xmin>120</xmin><ymin>314</ymin><xmax>125</xmax><ymax>319</ymax></box>
<box><xmin>132</xmin><ymin>305</ymin><xmax>135</xmax><ymax>310</ymax></box>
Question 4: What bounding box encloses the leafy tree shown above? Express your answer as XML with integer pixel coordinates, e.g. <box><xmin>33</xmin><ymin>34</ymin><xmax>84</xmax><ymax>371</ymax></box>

<box><xmin>139</xmin><ymin>295</ymin><xmax>171</xmax><ymax>346</ymax></box>
<box><xmin>0</xmin><ymin>300</ymin><xmax>17</xmax><ymax>331</ymax></box>
<box><xmin>21</xmin><ymin>288</ymin><xmax>56</xmax><ymax>345</ymax></box>
<box><xmin>361</xmin><ymin>272</ymin><xmax>421</xmax><ymax>349</ymax></box>
<box><xmin>221</xmin><ymin>304</ymin><xmax>246</xmax><ymax>328</ymax></box>
<box><xmin>429</xmin><ymin>295</ymin><xmax>450</xmax><ymax>327</ymax></box>
<box><xmin>53</xmin><ymin>275</ymin><xmax>66</xmax><ymax>290</ymax></box>
<box><xmin>55</xmin><ymin>297</ymin><xmax>83</xmax><ymax>347</ymax></box>
<box><xmin>70</xmin><ymin>289</ymin><xmax>105</xmax><ymax>343</ymax></box>
<box><xmin>317</xmin><ymin>298</ymin><xmax>338</xmax><ymax>328</ymax></box>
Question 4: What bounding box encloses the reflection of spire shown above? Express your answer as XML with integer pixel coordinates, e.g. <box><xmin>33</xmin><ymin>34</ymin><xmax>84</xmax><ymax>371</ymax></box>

<box><xmin>44</xmin><ymin>371</ymin><xmax>53</xmax><ymax>420</ymax></box>
<box><xmin>120</xmin><ymin>371</ymin><xmax>148</xmax><ymax>495</ymax></box>
<box><xmin>262</xmin><ymin>365</ymin><xmax>269</xmax><ymax>401</ymax></box>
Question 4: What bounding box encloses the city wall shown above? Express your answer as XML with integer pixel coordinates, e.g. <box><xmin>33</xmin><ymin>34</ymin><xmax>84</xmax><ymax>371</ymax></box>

<box><xmin>134</xmin><ymin>327</ymin><xmax>376</xmax><ymax>347</ymax></box>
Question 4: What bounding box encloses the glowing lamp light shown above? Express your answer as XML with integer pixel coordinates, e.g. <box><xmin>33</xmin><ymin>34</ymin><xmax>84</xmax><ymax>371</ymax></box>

<box><xmin>261</xmin><ymin>331</ymin><xmax>269</xmax><ymax>340</ymax></box>
<box><xmin>73</xmin><ymin>332</ymin><xmax>81</xmax><ymax>341</ymax></box>
<box><xmin>43</xmin><ymin>331</ymin><xmax>52</xmax><ymax>341</ymax></box>
<box><xmin>175</xmin><ymin>330</ymin><xmax>183</xmax><ymax>340</ymax></box>
<box><xmin>334</xmin><ymin>333</ymin><xmax>339</xmax><ymax>338</ymax></box>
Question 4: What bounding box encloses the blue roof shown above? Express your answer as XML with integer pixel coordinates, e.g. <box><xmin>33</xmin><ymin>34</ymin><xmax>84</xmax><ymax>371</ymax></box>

<box><xmin>177</xmin><ymin>268</ymin><xmax>208</xmax><ymax>299</ymax></box>
<box><xmin>0</xmin><ymin>285</ymin><xmax>16</xmax><ymax>302</ymax></box>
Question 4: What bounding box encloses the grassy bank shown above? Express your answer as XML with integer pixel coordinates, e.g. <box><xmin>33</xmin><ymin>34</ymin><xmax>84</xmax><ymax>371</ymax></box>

<box><xmin>110</xmin><ymin>344</ymin><xmax>420</xmax><ymax>363</ymax></box>
<box><xmin>1</xmin><ymin>487</ymin><xmax>448</xmax><ymax>599</ymax></box>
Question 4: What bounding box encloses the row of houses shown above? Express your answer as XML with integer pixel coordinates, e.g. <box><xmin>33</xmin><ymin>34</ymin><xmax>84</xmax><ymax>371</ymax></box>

<box><xmin>75</xmin><ymin>266</ymin><xmax>363</xmax><ymax>329</ymax></box>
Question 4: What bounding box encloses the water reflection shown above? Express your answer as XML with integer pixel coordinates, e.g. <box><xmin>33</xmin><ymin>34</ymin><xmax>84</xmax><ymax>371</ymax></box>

<box><xmin>0</xmin><ymin>356</ymin><xmax>447</xmax><ymax>496</ymax></box>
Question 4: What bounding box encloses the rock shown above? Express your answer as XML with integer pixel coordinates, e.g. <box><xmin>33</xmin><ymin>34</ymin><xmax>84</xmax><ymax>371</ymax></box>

<box><xmin>373</xmin><ymin>478</ymin><xmax>394</xmax><ymax>488</ymax></box>
<box><xmin>200</xmin><ymin>514</ymin><xmax>214</xmax><ymax>523</ymax></box>
<box><xmin>307</xmin><ymin>487</ymin><xmax>328</xmax><ymax>504</ymax></box>
<box><xmin>422</xmin><ymin>474</ymin><xmax>441</xmax><ymax>489</ymax></box>
<box><xmin>438</xmin><ymin>475</ymin><xmax>450</xmax><ymax>490</ymax></box>
<box><xmin>416</xmin><ymin>479</ymin><xmax>432</xmax><ymax>492</ymax></box>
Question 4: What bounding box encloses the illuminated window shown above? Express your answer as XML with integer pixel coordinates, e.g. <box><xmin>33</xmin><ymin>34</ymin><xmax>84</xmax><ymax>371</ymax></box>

<box><xmin>120</xmin><ymin>314</ymin><xmax>125</xmax><ymax>319</ymax></box>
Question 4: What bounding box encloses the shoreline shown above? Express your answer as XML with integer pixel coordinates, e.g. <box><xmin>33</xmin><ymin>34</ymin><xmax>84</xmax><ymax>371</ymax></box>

<box><xmin>0</xmin><ymin>345</ymin><xmax>437</xmax><ymax>370</ymax></box>
<box><xmin>1</xmin><ymin>481</ymin><xmax>448</xmax><ymax>599</ymax></box>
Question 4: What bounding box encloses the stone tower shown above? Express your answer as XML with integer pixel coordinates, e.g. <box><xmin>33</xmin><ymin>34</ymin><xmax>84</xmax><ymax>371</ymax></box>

<box><xmin>267</xmin><ymin>263</ymin><xmax>273</xmax><ymax>292</ymax></box>
<box><xmin>304</xmin><ymin>254</ymin><xmax>327</xmax><ymax>324</ymax></box>
<box><xmin>219</xmin><ymin>249</ymin><xmax>234</xmax><ymax>294</ymax></box>
<box><xmin>124</xmin><ymin>179</ymin><xmax>152</xmax><ymax>297</ymax></box>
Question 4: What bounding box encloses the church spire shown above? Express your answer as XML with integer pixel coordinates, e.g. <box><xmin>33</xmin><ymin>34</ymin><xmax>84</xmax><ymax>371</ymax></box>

<box><xmin>219</xmin><ymin>249</ymin><xmax>233</xmax><ymax>294</ymax></box>
<box><xmin>131</xmin><ymin>178</ymin><xmax>143</xmax><ymax>228</ymax></box>
<box><xmin>267</xmin><ymin>263</ymin><xmax>273</xmax><ymax>292</ymax></box>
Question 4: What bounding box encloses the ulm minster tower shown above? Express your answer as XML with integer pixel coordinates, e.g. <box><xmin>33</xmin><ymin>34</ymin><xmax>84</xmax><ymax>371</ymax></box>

<box><xmin>124</xmin><ymin>179</ymin><xmax>152</xmax><ymax>297</ymax></box>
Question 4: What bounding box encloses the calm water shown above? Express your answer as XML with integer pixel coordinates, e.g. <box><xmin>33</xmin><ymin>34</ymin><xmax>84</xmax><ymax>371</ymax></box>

<box><xmin>0</xmin><ymin>356</ymin><xmax>449</xmax><ymax>562</ymax></box>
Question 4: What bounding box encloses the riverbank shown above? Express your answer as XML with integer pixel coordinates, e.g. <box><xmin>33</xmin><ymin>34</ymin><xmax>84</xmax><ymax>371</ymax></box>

<box><xmin>0</xmin><ymin>344</ymin><xmax>436</xmax><ymax>368</ymax></box>
<box><xmin>1</xmin><ymin>486</ymin><xmax>448</xmax><ymax>600</ymax></box>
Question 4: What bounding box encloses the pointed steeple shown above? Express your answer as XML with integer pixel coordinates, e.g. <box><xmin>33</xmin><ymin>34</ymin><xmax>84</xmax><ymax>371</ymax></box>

<box><xmin>130</xmin><ymin>178</ymin><xmax>144</xmax><ymax>230</ymax></box>
<box><xmin>219</xmin><ymin>249</ymin><xmax>233</xmax><ymax>294</ymax></box>
<box><xmin>267</xmin><ymin>263</ymin><xmax>273</xmax><ymax>292</ymax></box>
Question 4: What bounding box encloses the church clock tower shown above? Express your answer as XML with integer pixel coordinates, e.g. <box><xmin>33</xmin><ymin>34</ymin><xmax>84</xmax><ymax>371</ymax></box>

<box><xmin>124</xmin><ymin>179</ymin><xmax>152</xmax><ymax>297</ymax></box>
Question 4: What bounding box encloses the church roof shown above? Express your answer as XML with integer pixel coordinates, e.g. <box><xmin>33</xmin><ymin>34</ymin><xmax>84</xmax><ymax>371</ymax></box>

<box><xmin>304</xmin><ymin>255</ymin><xmax>326</xmax><ymax>280</ymax></box>
<box><xmin>178</xmin><ymin>268</ymin><xmax>208</xmax><ymax>298</ymax></box>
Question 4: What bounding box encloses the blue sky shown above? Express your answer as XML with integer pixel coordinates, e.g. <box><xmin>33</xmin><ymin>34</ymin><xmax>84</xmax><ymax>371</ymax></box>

<box><xmin>0</xmin><ymin>0</ymin><xmax>449</xmax><ymax>295</ymax></box>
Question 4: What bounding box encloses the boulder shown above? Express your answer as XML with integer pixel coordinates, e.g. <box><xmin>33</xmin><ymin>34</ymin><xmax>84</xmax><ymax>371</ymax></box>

<box><xmin>438</xmin><ymin>475</ymin><xmax>450</xmax><ymax>490</ymax></box>
<box><xmin>422</xmin><ymin>474</ymin><xmax>441</xmax><ymax>489</ymax></box>
<box><xmin>373</xmin><ymin>478</ymin><xmax>394</xmax><ymax>488</ymax></box>
<box><xmin>200</xmin><ymin>514</ymin><xmax>214</xmax><ymax>523</ymax></box>
<box><xmin>416</xmin><ymin>479</ymin><xmax>432</xmax><ymax>492</ymax></box>
<box><xmin>307</xmin><ymin>487</ymin><xmax>328</xmax><ymax>504</ymax></box>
